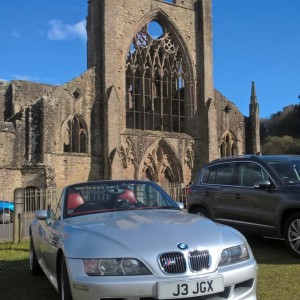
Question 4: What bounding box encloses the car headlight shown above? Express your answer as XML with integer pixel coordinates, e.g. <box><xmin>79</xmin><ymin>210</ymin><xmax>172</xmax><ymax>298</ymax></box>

<box><xmin>83</xmin><ymin>258</ymin><xmax>151</xmax><ymax>276</ymax></box>
<box><xmin>218</xmin><ymin>243</ymin><xmax>250</xmax><ymax>267</ymax></box>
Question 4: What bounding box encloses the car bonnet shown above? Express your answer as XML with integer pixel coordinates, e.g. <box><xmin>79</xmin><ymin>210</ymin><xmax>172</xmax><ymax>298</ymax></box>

<box><xmin>61</xmin><ymin>210</ymin><xmax>245</xmax><ymax>265</ymax></box>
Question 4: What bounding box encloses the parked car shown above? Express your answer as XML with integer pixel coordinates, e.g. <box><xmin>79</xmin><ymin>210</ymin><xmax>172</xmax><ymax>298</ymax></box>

<box><xmin>187</xmin><ymin>155</ymin><xmax>300</xmax><ymax>258</ymax></box>
<box><xmin>30</xmin><ymin>180</ymin><xmax>257</xmax><ymax>300</ymax></box>
<box><xmin>0</xmin><ymin>200</ymin><xmax>14</xmax><ymax>224</ymax></box>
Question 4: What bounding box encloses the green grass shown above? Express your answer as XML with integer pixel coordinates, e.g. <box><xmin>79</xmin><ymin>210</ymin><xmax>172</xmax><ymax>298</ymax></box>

<box><xmin>248</xmin><ymin>235</ymin><xmax>300</xmax><ymax>299</ymax></box>
<box><xmin>0</xmin><ymin>241</ymin><xmax>59</xmax><ymax>300</ymax></box>
<box><xmin>0</xmin><ymin>237</ymin><xmax>300</xmax><ymax>299</ymax></box>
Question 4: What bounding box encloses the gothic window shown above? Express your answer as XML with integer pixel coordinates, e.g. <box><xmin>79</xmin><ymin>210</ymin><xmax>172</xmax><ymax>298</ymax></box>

<box><xmin>126</xmin><ymin>20</ymin><xmax>186</xmax><ymax>133</ymax></box>
<box><xmin>63</xmin><ymin>115</ymin><xmax>88</xmax><ymax>154</ymax></box>
<box><xmin>220</xmin><ymin>132</ymin><xmax>236</xmax><ymax>157</ymax></box>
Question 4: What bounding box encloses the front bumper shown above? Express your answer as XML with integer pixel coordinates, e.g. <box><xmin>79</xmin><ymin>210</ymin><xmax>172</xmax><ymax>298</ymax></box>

<box><xmin>66</xmin><ymin>257</ymin><xmax>257</xmax><ymax>300</ymax></box>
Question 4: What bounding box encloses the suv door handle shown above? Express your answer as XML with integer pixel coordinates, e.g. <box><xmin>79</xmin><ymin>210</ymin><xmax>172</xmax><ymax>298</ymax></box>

<box><xmin>205</xmin><ymin>191</ymin><xmax>210</xmax><ymax>196</ymax></box>
<box><xmin>235</xmin><ymin>193</ymin><xmax>241</xmax><ymax>199</ymax></box>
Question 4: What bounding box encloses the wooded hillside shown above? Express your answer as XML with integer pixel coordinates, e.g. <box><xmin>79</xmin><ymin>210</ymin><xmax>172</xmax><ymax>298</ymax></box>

<box><xmin>260</xmin><ymin>104</ymin><xmax>300</xmax><ymax>154</ymax></box>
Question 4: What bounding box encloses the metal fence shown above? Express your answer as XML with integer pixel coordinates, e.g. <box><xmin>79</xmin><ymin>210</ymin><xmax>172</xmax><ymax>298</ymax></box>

<box><xmin>0</xmin><ymin>183</ymin><xmax>188</xmax><ymax>243</ymax></box>
<box><xmin>0</xmin><ymin>188</ymin><xmax>61</xmax><ymax>243</ymax></box>
<box><xmin>0</xmin><ymin>189</ymin><xmax>14</xmax><ymax>242</ymax></box>
<box><xmin>161</xmin><ymin>183</ymin><xmax>188</xmax><ymax>208</ymax></box>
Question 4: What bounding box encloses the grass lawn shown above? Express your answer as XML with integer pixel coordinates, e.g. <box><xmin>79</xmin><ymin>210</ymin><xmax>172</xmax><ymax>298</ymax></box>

<box><xmin>0</xmin><ymin>241</ymin><xmax>59</xmax><ymax>300</ymax></box>
<box><xmin>0</xmin><ymin>236</ymin><xmax>300</xmax><ymax>299</ymax></box>
<box><xmin>248</xmin><ymin>235</ymin><xmax>300</xmax><ymax>299</ymax></box>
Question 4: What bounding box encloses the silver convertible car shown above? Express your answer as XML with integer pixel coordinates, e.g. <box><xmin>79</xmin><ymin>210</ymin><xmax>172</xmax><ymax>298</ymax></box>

<box><xmin>30</xmin><ymin>180</ymin><xmax>257</xmax><ymax>300</ymax></box>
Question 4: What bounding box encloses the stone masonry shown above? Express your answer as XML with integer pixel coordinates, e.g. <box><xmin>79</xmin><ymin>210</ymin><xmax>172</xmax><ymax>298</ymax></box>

<box><xmin>0</xmin><ymin>0</ymin><xmax>260</xmax><ymax>198</ymax></box>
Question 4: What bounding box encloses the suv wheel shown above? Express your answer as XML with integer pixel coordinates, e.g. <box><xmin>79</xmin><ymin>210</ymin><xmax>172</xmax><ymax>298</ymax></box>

<box><xmin>284</xmin><ymin>213</ymin><xmax>300</xmax><ymax>258</ymax></box>
<box><xmin>191</xmin><ymin>207</ymin><xmax>210</xmax><ymax>218</ymax></box>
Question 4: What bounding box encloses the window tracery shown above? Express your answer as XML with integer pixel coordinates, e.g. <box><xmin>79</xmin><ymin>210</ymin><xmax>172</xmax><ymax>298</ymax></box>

<box><xmin>184</xmin><ymin>141</ymin><xmax>195</xmax><ymax>169</ymax></box>
<box><xmin>140</xmin><ymin>140</ymin><xmax>182</xmax><ymax>185</ymax></box>
<box><xmin>63</xmin><ymin>115</ymin><xmax>88</xmax><ymax>154</ymax></box>
<box><xmin>126</xmin><ymin>20</ymin><xmax>186</xmax><ymax>133</ymax></box>
<box><xmin>119</xmin><ymin>136</ymin><xmax>137</xmax><ymax>168</ymax></box>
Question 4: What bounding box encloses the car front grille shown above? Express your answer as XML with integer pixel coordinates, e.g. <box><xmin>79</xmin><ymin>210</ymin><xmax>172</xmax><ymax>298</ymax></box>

<box><xmin>159</xmin><ymin>252</ymin><xmax>186</xmax><ymax>274</ymax></box>
<box><xmin>159</xmin><ymin>250</ymin><xmax>210</xmax><ymax>274</ymax></box>
<box><xmin>189</xmin><ymin>250</ymin><xmax>210</xmax><ymax>271</ymax></box>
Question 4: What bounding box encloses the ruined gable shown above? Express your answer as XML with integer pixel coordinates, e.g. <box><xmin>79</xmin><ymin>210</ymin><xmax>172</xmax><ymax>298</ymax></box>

<box><xmin>0</xmin><ymin>0</ymin><xmax>259</xmax><ymax>193</ymax></box>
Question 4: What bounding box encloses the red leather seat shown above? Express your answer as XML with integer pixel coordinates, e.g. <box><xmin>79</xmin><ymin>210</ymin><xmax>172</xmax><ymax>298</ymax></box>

<box><xmin>67</xmin><ymin>193</ymin><xmax>84</xmax><ymax>210</ymax></box>
<box><xmin>117</xmin><ymin>190</ymin><xmax>137</xmax><ymax>204</ymax></box>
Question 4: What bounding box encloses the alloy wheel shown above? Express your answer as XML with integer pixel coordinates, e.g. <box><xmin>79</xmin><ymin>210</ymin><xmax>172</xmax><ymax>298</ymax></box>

<box><xmin>288</xmin><ymin>218</ymin><xmax>300</xmax><ymax>254</ymax></box>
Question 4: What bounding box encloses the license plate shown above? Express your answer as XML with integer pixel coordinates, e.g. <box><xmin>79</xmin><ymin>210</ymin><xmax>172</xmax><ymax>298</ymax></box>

<box><xmin>157</xmin><ymin>275</ymin><xmax>224</xmax><ymax>299</ymax></box>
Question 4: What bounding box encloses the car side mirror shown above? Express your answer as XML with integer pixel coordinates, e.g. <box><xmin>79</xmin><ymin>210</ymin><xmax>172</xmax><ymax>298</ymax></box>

<box><xmin>253</xmin><ymin>180</ymin><xmax>273</xmax><ymax>190</ymax></box>
<box><xmin>35</xmin><ymin>210</ymin><xmax>52</xmax><ymax>226</ymax></box>
<box><xmin>35</xmin><ymin>210</ymin><xmax>48</xmax><ymax>220</ymax></box>
<box><xmin>176</xmin><ymin>201</ymin><xmax>185</xmax><ymax>210</ymax></box>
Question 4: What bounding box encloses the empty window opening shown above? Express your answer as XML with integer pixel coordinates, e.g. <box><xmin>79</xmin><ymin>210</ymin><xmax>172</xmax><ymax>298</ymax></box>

<box><xmin>63</xmin><ymin>115</ymin><xmax>87</xmax><ymax>153</ymax></box>
<box><xmin>220</xmin><ymin>132</ymin><xmax>236</xmax><ymax>157</ymax></box>
<box><xmin>73</xmin><ymin>88</ymin><xmax>81</xmax><ymax>100</ymax></box>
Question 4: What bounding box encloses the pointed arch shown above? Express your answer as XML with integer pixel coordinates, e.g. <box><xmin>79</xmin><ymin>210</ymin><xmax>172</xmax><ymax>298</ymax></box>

<box><xmin>62</xmin><ymin>114</ymin><xmax>88</xmax><ymax>154</ymax></box>
<box><xmin>125</xmin><ymin>9</ymin><xmax>194</xmax><ymax>134</ymax></box>
<box><xmin>119</xmin><ymin>136</ymin><xmax>138</xmax><ymax>169</ymax></box>
<box><xmin>139</xmin><ymin>139</ymin><xmax>183</xmax><ymax>185</ymax></box>
<box><xmin>219</xmin><ymin>131</ymin><xmax>237</xmax><ymax>157</ymax></box>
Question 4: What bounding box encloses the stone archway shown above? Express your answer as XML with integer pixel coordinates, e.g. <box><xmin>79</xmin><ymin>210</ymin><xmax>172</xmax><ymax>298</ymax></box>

<box><xmin>139</xmin><ymin>139</ymin><xmax>182</xmax><ymax>185</ymax></box>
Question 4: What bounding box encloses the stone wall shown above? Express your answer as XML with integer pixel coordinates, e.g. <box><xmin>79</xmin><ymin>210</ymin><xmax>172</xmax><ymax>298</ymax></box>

<box><xmin>214</xmin><ymin>90</ymin><xmax>246</xmax><ymax>155</ymax></box>
<box><xmin>0</xmin><ymin>0</ymin><xmax>257</xmax><ymax>194</ymax></box>
<box><xmin>0</xmin><ymin>68</ymin><xmax>100</xmax><ymax>191</ymax></box>
<box><xmin>87</xmin><ymin>0</ymin><xmax>218</xmax><ymax>181</ymax></box>
<box><xmin>0</xmin><ymin>81</ymin><xmax>10</xmax><ymax>121</ymax></box>
<box><xmin>0</xmin><ymin>169</ymin><xmax>22</xmax><ymax>200</ymax></box>
<box><xmin>0</xmin><ymin>125</ymin><xmax>15</xmax><ymax>168</ymax></box>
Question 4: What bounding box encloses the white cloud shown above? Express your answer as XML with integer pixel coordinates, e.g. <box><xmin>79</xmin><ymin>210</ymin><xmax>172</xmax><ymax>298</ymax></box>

<box><xmin>10</xmin><ymin>29</ymin><xmax>21</xmax><ymax>39</ymax></box>
<box><xmin>47</xmin><ymin>19</ymin><xmax>87</xmax><ymax>41</ymax></box>
<box><xmin>12</xmin><ymin>75</ymin><xmax>41</xmax><ymax>82</ymax></box>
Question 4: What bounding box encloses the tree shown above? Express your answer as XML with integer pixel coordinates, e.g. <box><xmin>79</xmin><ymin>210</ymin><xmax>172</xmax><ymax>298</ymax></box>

<box><xmin>262</xmin><ymin>136</ymin><xmax>300</xmax><ymax>155</ymax></box>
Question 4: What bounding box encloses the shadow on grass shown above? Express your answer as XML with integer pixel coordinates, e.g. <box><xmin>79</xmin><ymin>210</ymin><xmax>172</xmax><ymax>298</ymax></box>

<box><xmin>245</xmin><ymin>234</ymin><xmax>300</xmax><ymax>264</ymax></box>
<box><xmin>0</xmin><ymin>236</ymin><xmax>299</xmax><ymax>300</ymax></box>
<box><xmin>0</xmin><ymin>259</ymin><xmax>59</xmax><ymax>300</ymax></box>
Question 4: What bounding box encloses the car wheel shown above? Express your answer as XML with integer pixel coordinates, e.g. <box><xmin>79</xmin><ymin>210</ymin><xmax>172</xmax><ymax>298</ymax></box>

<box><xmin>192</xmin><ymin>207</ymin><xmax>210</xmax><ymax>218</ymax></box>
<box><xmin>0</xmin><ymin>210</ymin><xmax>12</xmax><ymax>224</ymax></box>
<box><xmin>30</xmin><ymin>237</ymin><xmax>43</xmax><ymax>275</ymax></box>
<box><xmin>60</xmin><ymin>256</ymin><xmax>73</xmax><ymax>300</ymax></box>
<box><xmin>284</xmin><ymin>213</ymin><xmax>300</xmax><ymax>258</ymax></box>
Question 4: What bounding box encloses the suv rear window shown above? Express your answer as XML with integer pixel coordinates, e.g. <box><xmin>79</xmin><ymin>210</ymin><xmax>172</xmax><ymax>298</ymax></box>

<box><xmin>202</xmin><ymin>163</ymin><xmax>234</xmax><ymax>185</ymax></box>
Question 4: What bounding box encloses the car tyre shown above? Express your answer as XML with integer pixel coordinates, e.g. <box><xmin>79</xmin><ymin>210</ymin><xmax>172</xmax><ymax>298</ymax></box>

<box><xmin>191</xmin><ymin>207</ymin><xmax>210</xmax><ymax>218</ymax></box>
<box><xmin>30</xmin><ymin>237</ymin><xmax>43</xmax><ymax>275</ymax></box>
<box><xmin>60</xmin><ymin>256</ymin><xmax>73</xmax><ymax>300</ymax></box>
<box><xmin>284</xmin><ymin>213</ymin><xmax>300</xmax><ymax>258</ymax></box>
<box><xmin>0</xmin><ymin>210</ymin><xmax>12</xmax><ymax>224</ymax></box>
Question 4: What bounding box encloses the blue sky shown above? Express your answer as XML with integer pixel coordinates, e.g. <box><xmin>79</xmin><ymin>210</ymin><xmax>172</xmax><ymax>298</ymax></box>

<box><xmin>1</xmin><ymin>0</ymin><xmax>299</xmax><ymax>118</ymax></box>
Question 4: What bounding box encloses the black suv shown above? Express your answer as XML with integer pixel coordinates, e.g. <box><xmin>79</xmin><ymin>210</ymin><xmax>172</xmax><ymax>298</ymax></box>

<box><xmin>187</xmin><ymin>155</ymin><xmax>300</xmax><ymax>258</ymax></box>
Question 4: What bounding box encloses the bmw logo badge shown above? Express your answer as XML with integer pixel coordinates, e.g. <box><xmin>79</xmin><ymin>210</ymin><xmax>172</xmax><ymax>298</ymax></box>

<box><xmin>177</xmin><ymin>243</ymin><xmax>188</xmax><ymax>250</ymax></box>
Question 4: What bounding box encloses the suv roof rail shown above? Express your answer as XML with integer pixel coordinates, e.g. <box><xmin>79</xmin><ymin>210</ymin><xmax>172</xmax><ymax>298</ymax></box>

<box><xmin>213</xmin><ymin>154</ymin><xmax>258</xmax><ymax>162</ymax></box>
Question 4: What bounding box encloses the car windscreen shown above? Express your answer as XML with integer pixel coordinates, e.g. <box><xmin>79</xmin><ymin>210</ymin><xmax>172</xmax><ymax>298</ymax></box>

<box><xmin>64</xmin><ymin>181</ymin><xmax>179</xmax><ymax>218</ymax></box>
<box><xmin>267</xmin><ymin>160</ymin><xmax>300</xmax><ymax>185</ymax></box>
